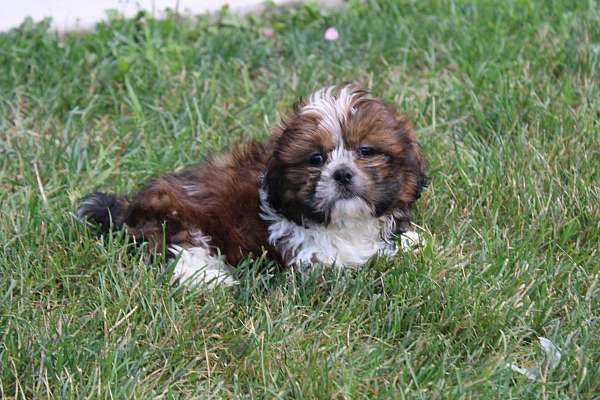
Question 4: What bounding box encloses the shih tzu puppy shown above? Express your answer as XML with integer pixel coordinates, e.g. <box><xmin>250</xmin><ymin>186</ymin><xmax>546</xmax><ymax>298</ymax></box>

<box><xmin>76</xmin><ymin>85</ymin><xmax>427</xmax><ymax>286</ymax></box>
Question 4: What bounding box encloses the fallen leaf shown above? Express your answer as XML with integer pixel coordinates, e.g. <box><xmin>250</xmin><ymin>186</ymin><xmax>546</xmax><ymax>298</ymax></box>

<box><xmin>507</xmin><ymin>336</ymin><xmax>562</xmax><ymax>381</ymax></box>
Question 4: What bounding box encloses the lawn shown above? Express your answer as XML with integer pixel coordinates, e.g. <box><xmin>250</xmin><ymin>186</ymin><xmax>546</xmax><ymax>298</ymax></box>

<box><xmin>1</xmin><ymin>0</ymin><xmax>599</xmax><ymax>398</ymax></box>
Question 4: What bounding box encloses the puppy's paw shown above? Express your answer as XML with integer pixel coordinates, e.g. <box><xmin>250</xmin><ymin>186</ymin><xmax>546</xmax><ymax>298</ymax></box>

<box><xmin>399</xmin><ymin>230</ymin><xmax>422</xmax><ymax>252</ymax></box>
<box><xmin>169</xmin><ymin>245</ymin><xmax>237</xmax><ymax>288</ymax></box>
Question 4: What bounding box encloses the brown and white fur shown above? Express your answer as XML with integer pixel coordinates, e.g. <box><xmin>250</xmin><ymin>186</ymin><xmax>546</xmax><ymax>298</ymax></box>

<box><xmin>76</xmin><ymin>85</ymin><xmax>427</xmax><ymax>287</ymax></box>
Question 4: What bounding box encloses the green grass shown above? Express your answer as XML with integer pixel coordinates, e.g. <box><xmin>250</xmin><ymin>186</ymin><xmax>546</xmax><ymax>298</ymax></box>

<box><xmin>1</xmin><ymin>0</ymin><xmax>599</xmax><ymax>398</ymax></box>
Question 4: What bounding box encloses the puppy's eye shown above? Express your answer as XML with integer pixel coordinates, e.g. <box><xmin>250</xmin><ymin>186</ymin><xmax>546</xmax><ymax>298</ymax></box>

<box><xmin>309</xmin><ymin>153</ymin><xmax>325</xmax><ymax>166</ymax></box>
<box><xmin>359</xmin><ymin>146</ymin><xmax>377</xmax><ymax>157</ymax></box>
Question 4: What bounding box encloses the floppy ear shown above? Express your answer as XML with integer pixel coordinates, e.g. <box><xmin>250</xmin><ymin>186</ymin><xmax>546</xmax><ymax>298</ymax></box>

<box><xmin>263</xmin><ymin>158</ymin><xmax>284</xmax><ymax>213</ymax></box>
<box><xmin>393</xmin><ymin>112</ymin><xmax>428</xmax><ymax>205</ymax></box>
<box><xmin>391</xmin><ymin>116</ymin><xmax>427</xmax><ymax>234</ymax></box>
<box><xmin>264</xmin><ymin>102</ymin><xmax>298</xmax><ymax>214</ymax></box>
<box><xmin>411</xmin><ymin>141</ymin><xmax>428</xmax><ymax>201</ymax></box>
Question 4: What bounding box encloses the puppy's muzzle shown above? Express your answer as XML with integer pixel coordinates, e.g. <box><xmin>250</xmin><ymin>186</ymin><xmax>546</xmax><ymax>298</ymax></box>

<box><xmin>333</xmin><ymin>166</ymin><xmax>354</xmax><ymax>186</ymax></box>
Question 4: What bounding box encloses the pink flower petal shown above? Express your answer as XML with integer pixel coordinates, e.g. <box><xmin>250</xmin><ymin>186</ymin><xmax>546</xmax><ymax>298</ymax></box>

<box><xmin>324</xmin><ymin>27</ymin><xmax>339</xmax><ymax>41</ymax></box>
<box><xmin>260</xmin><ymin>27</ymin><xmax>275</xmax><ymax>38</ymax></box>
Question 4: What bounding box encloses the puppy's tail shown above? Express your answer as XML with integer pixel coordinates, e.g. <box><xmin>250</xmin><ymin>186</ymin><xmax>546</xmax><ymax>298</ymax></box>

<box><xmin>76</xmin><ymin>192</ymin><xmax>129</xmax><ymax>233</ymax></box>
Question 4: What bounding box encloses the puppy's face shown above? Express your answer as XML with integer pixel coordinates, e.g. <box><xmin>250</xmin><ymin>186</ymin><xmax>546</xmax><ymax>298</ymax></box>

<box><xmin>265</xmin><ymin>85</ymin><xmax>427</xmax><ymax>226</ymax></box>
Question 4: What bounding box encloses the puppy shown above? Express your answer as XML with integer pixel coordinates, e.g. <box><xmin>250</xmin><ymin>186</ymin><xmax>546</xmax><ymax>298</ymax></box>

<box><xmin>76</xmin><ymin>85</ymin><xmax>427</xmax><ymax>286</ymax></box>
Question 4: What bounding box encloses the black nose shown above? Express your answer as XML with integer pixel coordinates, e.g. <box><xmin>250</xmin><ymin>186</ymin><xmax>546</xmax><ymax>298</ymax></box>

<box><xmin>333</xmin><ymin>167</ymin><xmax>354</xmax><ymax>186</ymax></box>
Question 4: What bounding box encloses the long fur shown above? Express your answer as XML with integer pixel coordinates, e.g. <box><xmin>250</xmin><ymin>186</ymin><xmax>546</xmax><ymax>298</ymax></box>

<box><xmin>259</xmin><ymin>187</ymin><xmax>397</xmax><ymax>267</ymax></box>
<box><xmin>76</xmin><ymin>192</ymin><xmax>128</xmax><ymax>232</ymax></box>
<box><xmin>76</xmin><ymin>84</ymin><xmax>428</xmax><ymax>286</ymax></box>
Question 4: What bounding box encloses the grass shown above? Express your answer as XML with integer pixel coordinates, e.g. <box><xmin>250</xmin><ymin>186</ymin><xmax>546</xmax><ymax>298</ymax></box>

<box><xmin>0</xmin><ymin>0</ymin><xmax>599</xmax><ymax>398</ymax></box>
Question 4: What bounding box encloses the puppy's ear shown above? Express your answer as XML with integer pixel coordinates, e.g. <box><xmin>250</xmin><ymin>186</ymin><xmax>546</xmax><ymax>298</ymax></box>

<box><xmin>264</xmin><ymin>101</ymin><xmax>298</xmax><ymax>212</ymax></box>
<box><xmin>393</xmin><ymin>112</ymin><xmax>428</xmax><ymax>205</ymax></box>
<box><xmin>268</xmin><ymin>96</ymin><xmax>304</xmax><ymax>145</ymax></box>
<box><xmin>409</xmin><ymin>140</ymin><xmax>428</xmax><ymax>201</ymax></box>
<box><xmin>264</xmin><ymin>159</ymin><xmax>284</xmax><ymax>212</ymax></box>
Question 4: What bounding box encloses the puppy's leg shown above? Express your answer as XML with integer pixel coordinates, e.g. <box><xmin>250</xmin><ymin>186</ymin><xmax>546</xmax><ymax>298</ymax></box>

<box><xmin>169</xmin><ymin>232</ymin><xmax>237</xmax><ymax>288</ymax></box>
<box><xmin>399</xmin><ymin>230</ymin><xmax>421</xmax><ymax>251</ymax></box>
<box><xmin>123</xmin><ymin>176</ymin><xmax>198</xmax><ymax>251</ymax></box>
<box><xmin>392</xmin><ymin>208</ymin><xmax>422</xmax><ymax>252</ymax></box>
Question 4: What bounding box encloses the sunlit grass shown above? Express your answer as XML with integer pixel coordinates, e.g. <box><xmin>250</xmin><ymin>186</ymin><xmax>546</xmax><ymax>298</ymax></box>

<box><xmin>1</xmin><ymin>1</ymin><xmax>599</xmax><ymax>398</ymax></box>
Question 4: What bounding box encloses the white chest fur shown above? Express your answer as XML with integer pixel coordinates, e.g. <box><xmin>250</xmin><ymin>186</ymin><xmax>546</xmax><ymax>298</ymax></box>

<box><xmin>259</xmin><ymin>189</ymin><xmax>398</xmax><ymax>268</ymax></box>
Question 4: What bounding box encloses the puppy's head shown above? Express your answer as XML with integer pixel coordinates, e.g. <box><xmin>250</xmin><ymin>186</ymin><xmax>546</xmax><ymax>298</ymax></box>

<box><xmin>265</xmin><ymin>85</ymin><xmax>427</xmax><ymax>227</ymax></box>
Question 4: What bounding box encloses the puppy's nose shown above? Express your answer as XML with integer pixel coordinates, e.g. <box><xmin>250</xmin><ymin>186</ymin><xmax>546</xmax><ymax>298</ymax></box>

<box><xmin>333</xmin><ymin>167</ymin><xmax>354</xmax><ymax>186</ymax></box>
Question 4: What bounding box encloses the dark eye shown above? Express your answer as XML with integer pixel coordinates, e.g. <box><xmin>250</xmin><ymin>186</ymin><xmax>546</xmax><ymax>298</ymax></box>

<box><xmin>309</xmin><ymin>153</ymin><xmax>325</xmax><ymax>166</ymax></box>
<box><xmin>359</xmin><ymin>146</ymin><xmax>377</xmax><ymax>157</ymax></box>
